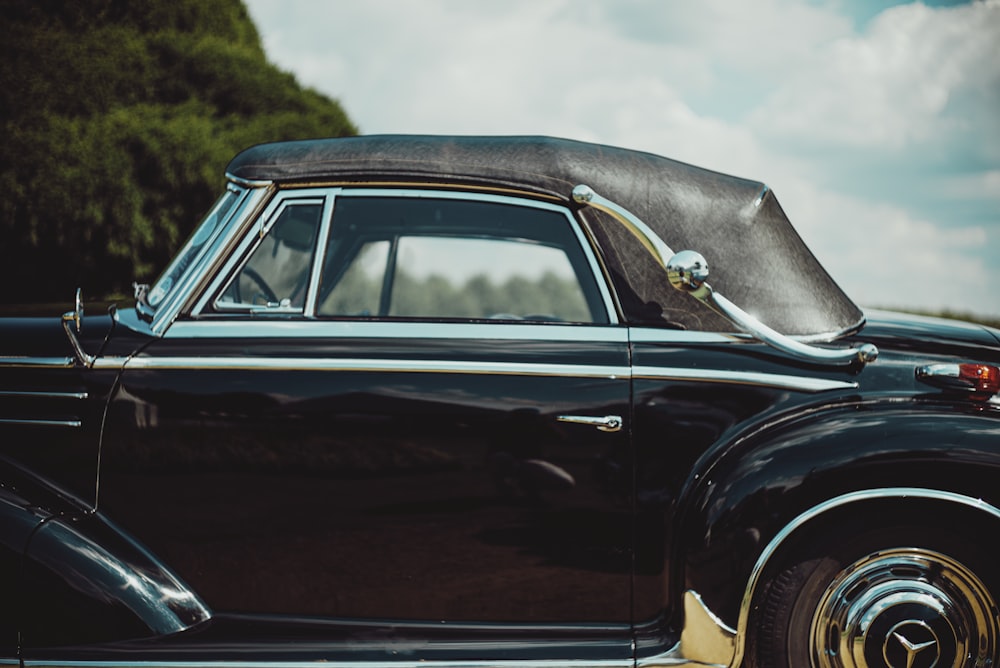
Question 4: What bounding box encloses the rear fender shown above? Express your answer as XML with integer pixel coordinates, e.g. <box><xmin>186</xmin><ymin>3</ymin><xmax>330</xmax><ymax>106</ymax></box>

<box><xmin>673</xmin><ymin>400</ymin><xmax>1000</xmax><ymax>630</ymax></box>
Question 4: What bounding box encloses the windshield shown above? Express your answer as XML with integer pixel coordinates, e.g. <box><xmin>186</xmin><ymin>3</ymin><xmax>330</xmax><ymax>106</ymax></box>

<box><xmin>145</xmin><ymin>187</ymin><xmax>244</xmax><ymax>309</ymax></box>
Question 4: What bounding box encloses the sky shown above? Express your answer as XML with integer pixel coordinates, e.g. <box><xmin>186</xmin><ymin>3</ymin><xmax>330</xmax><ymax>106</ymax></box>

<box><xmin>242</xmin><ymin>0</ymin><xmax>1000</xmax><ymax>319</ymax></box>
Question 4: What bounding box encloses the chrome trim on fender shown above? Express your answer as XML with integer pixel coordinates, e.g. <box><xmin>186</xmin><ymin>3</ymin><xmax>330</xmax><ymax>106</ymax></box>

<box><xmin>632</xmin><ymin>367</ymin><xmax>858</xmax><ymax>393</ymax></box>
<box><xmin>165</xmin><ymin>320</ymin><xmax>629</xmax><ymax>343</ymax></box>
<box><xmin>0</xmin><ymin>390</ymin><xmax>88</xmax><ymax>399</ymax></box>
<box><xmin>0</xmin><ymin>418</ymin><xmax>82</xmax><ymax>428</ymax></box>
<box><xmin>0</xmin><ymin>357</ymin><xmax>75</xmax><ymax>369</ymax></box>
<box><xmin>729</xmin><ymin>488</ymin><xmax>1000</xmax><ymax>668</ymax></box>
<box><xmin>125</xmin><ymin>356</ymin><xmax>630</xmax><ymax>379</ymax></box>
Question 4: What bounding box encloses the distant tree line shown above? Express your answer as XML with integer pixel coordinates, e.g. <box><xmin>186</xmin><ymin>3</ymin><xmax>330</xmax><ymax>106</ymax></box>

<box><xmin>323</xmin><ymin>269</ymin><xmax>593</xmax><ymax>323</ymax></box>
<box><xmin>0</xmin><ymin>0</ymin><xmax>357</xmax><ymax>303</ymax></box>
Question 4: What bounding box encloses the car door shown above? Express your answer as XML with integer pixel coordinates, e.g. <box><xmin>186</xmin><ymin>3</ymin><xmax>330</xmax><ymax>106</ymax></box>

<box><xmin>96</xmin><ymin>188</ymin><xmax>634</xmax><ymax>661</ymax></box>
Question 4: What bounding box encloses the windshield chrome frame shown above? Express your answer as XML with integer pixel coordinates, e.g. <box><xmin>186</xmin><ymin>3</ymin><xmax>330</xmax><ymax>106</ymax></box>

<box><xmin>147</xmin><ymin>180</ymin><xmax>271</xmax><ymax>336</ymax></box>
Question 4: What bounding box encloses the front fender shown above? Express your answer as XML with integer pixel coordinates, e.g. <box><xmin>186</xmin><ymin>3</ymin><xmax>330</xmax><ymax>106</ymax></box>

<box><xmin>674</xmin><ymin>398</ymin><xmax>1000</xmax><ymax>629</ymax></box>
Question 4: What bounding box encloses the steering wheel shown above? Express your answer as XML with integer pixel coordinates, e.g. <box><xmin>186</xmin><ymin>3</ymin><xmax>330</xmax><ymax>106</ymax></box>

<box><xmin>238</xmin><ymin>266</ymin><xmax>279</xmax><ymax>305</ymax></box>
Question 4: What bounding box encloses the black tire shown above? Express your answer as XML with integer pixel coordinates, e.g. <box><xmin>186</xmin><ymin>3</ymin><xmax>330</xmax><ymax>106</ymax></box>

<box><xmin>747</xmin><ymin>524</ymin><xmax>999</xmax><ymax>667</ymax></box>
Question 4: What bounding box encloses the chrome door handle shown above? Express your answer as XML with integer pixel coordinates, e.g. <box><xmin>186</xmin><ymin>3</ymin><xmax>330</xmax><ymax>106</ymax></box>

<box><xmin>556</xmin><ymin>414</ymin><xmax>623</xmax><ymax>433</ymax></box>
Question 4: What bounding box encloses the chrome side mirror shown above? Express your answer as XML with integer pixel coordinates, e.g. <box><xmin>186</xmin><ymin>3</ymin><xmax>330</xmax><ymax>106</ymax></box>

<box><xmin>666</xmin><ymin>250</ymin><xmax>710</xmax><ymax>295</ymax></box>
<box><xmin>62</xmin><ymin>287</ymin><xmax>83</xmax><ymax>332</ymax></box>
<box><xmin>666</xmin><ymin>250</ymin><xmax>878</xmax><ymax>366</ymax></box>
<box><xmin>61</xmin><ymin>288</ymin><xmax>95</xmax><ymax>368</ymax></box>
<box><xmin>571</xmin><ymin>183</ymin><xmax>877</xmax><ymax>367</ymax></box>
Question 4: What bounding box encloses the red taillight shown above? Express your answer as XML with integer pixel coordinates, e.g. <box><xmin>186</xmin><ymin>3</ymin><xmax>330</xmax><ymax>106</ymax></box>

<box><xmin>959</xmin><ymin>364</ymin><xmax>1000</xmax><ymax>397</ymax></box>
<box><xmin>916</xmin><ymin>363</ymin><xmax>1000</xmax><ymax>400</ymax></box>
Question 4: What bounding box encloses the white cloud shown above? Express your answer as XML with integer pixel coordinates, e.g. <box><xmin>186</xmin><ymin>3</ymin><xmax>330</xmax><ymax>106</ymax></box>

<box><xmin>751</xmin><ymin>0</ymin><xmax>1000</xmax><ymax>150</ymax></box>
<box><xmin>244</xmin><ymin>0</ymin><xmax>1000</xmax><ymax>317</ymax></box>
<box><xmin>772</xmin><ymin>177</ymin><xmax>994</xmax><ymax>314</ymax></box>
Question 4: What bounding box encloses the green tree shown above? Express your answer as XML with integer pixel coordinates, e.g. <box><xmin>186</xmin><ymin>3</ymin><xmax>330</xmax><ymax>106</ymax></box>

<box><xmin>0</xmin><ymin>0</ymin><xmax>357</xmax><ymax>302</ymax></box>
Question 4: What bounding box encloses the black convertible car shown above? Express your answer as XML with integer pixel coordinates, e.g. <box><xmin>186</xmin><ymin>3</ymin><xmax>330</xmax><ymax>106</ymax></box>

<box><xmin>1</xmin><ymin>136</ymin><xmax>998</xmax><ymax>668</ymax></box>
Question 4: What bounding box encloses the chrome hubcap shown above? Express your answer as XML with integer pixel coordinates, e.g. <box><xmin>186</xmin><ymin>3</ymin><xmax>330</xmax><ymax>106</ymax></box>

<box><xmin>810</xmin><ymin>548</ymin><xmax>997</xmax><ymax>667</ymax></box>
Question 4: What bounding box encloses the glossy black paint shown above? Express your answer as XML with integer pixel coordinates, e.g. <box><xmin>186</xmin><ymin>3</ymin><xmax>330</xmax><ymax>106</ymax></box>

<box><xmin>679</xmin><ymin>399</ymin><xmax>1000</xmax><ymax>624</ymax></box>
<box><xmin>25</xmin><ymin>614</ymin><xmax>633</xmax><ymax>664</ymax></box>
<box><xmin>98</xmin><ymin>332</ymin><xmax>633</xmax><ymax>626</ymax></box>
<box><xmin>629</xmin><ymin>313</ymin><xmax>1000</xmax><ymax>631</ymax></box>
<box><xmin>2</xmin><ymin>136</ymin><xmax>999</xmax><ymax>665</ymax></box>
<box><xmin>0</xmin><ymin>314</ymin><xmax>125</xmax><ymax>505</ymax></box>
<box><xmin>0</xmin><ymin>456</ymin><xmax>207</xmax><ymax>656</ymax></box>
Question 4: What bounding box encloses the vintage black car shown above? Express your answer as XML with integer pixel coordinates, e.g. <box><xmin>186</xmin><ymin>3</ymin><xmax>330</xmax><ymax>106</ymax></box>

<box><xmin>1</xmin><ymin>135</ymin><xmax>998</xmax><ymax>668</ymax></box>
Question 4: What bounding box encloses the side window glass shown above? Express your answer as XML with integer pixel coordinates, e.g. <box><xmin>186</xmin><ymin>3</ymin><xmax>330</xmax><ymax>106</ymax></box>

<box><xmin>318</xmin><ymin>240</ymin><xmax>390</xmax><ymax>316</ymax></box>
<box><xmin>316</xmin><ymin>196</ymin><xmax>607</xmax><ymax>324</ymax></box>
<box><xmin>388</xmin><ymin>236</ymin><xmax>592</xmax><ymax>321</ymax></box>
<box><xmin>216</xmin><ymin>203</ymin><xmax>323</xmax><ymax>311</ymax></box>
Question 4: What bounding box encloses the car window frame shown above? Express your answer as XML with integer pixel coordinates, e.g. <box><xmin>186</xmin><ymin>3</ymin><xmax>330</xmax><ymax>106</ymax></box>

<box><xmin>190</xmin><ymin>187</ymin><xmax>621</xmax><ymax>326</ymax></box>
<box><xmin>212</xmin><ymin>197</ymin><xmax>330</xmax><ymax>315</ymax></box>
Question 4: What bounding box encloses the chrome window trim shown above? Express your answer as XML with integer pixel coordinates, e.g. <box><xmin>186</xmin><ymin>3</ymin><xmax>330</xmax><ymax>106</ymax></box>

<box><xmin>729</xmin><ymin>487</ymin><xmax>1000</xmax><ymax>668</ymax></box>
<box><xmin>0</xmin><ymin>357</ymin><xmax>74</xmax><ymax>369</ymax></box>
<box><xmin>329</xmin><ymin>188</ymin><xmax>620</xmax><ymax>326</ymax></box>
<box><xmin>632</xmin><ymin>366</ymin><xmax>858</xmax><ymax>393</ymax></box>
<box><xmin>150</xmin><ymin>186</ymin><xmax>269</xmax><ymax>336</ymax></box>
<box><xmin>303</xmin><ymin>195</ymin><xmax>338</xmax><ymax>316</ymax></box>
<box><xmin>188</xmin><ymin>187</ymin><xmax>619</xmax><ymax>326</ymax></box>
<box><xmin>205</xmin><ymin>192</ymin><xmax>330</xmax><ymax>316</ymax></box>
<box><xmin>165</xmin><ymin>320</ymin><xmax>629</xmax><ymax>343</ymax></box>
<box><xmin>192</xmin><ymin>187</ymin><xmax>330</xmax><ymax>315</ymax></box>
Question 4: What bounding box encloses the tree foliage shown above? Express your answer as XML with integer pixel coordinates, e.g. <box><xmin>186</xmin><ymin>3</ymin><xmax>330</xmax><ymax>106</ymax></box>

<box><xmin>0</xmin><ymin>0</ymin><xmax>357</xmax><ymax>301</ymax></box>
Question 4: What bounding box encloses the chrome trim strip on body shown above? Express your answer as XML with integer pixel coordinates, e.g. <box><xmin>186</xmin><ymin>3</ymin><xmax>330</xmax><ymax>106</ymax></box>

<box><xmin>23</xmin><ymin>660</ymin><xmax>634</xmax><ymax>668</ymax></box>
<box><xmin>0</xmin><ymin>357</ymin><xmax>75</xmax><ymax>369</ymax></box>
<box><xmin>0</xmin><ymin>390</ymin><xmax>88</xmax><ymax>399</ymax></box>
<box><xmin>729</xmin><ymin>487</ymin><xmax>1000</xmax><ymax>668</ymax></box>
<box><xmin>165</xmin><ymin>320</ymin><xmax>630</xmax><ymax>342</ymax></box>
<box><xmin>121</xmin><ymin>353</ymin><xmax>852</xmax><ymax>397</ymax></box>
<box><xmin>0</xmin><ymin>418</ymin><xmax>82</xmax><ymax>428</ymax></box>
<box><xmin>632</xmin><ymin>366</ymin><xmax>858</xmax><ymax>393</ymax></box>
<box><xmin>125</xmin><ymin>356</ymin><xmax>631</xmax><ymax>379</ymax></box>
<box><xmin>629</xmin><ymin>328</ymin><xmax>854</xmax><ymax>346</ymax></box>
<box><xmin>91</xmin><ymin>357</ymin><xmax>129</xmax><ymax>371</ymax></box>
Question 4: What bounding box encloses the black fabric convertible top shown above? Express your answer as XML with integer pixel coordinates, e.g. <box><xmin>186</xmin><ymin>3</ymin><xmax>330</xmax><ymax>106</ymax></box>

<box><xmin>227</xmin><ymin>135</ymin><xmax>863</xmax><ymax>337</ymax></box>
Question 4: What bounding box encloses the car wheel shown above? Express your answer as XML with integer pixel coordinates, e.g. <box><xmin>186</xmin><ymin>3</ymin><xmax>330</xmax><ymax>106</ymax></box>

<box><xmin>748</xmin><ymin>526</ymin><xmax>998</xmax><ymax>667</ymax></box>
